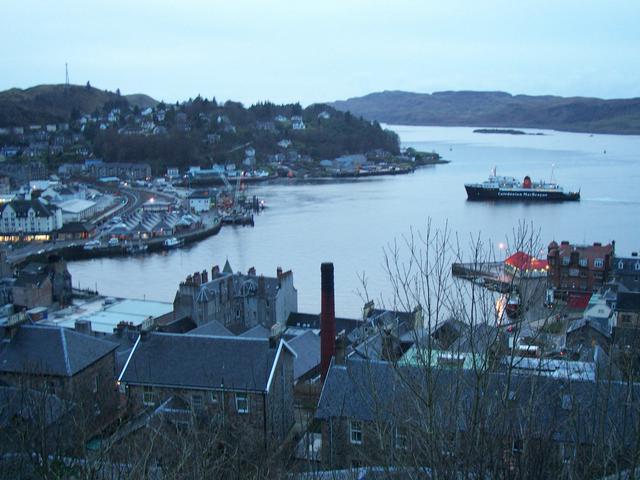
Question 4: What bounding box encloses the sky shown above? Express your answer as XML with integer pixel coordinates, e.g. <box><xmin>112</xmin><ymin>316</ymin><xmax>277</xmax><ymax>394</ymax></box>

<box><xmin>2</xmin><ymin>0</ymin><xmax>639</xmax><ymax>105</ymax></box>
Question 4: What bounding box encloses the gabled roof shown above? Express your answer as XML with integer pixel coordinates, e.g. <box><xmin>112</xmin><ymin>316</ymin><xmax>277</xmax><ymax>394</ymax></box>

<box><xmin>119</xmin><ymin>332</ymin><xmax>293</xmax><ymax>392</ymax></box>
<box><xmin>317</xmin><ymin>358</ymin><xmax>640</xmax><ymax>446</ymax></box>
<box><xmin>0</xmin><ymin>325</ymin><xmax>118</xmax><ymax>377</ymax></box>
<box><xmin>239</xmin><ymin>324</ymin><xmax>271</xmax><ymax>338</ymax></box>
<box><xmin>288</xmin><ymin>330</ymin><xmax>321</xmax><ymax>380</ymax></box>
<box><xmin>0</xmin><ymin>199</ymin><xmax>57</xmax><ymax>218</ymax></box>
<box><xmin>190</xmin><ymin>320</ymin><xmax>233</xmax><ymax>337</ymax></box>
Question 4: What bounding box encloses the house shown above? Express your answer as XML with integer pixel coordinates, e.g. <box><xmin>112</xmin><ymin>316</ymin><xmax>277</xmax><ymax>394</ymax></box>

<box><xmin>11</xmin><ymin>259</ymin><xmax>72</xmax><ymax>309</ymax></box>
<box><xmin>316</xmin><ymin>356</ymin><xmax>640</xmax><ymax>474</ymax></box>
<box><xmin>87</xmin><ymin>162</ymin><xmax>151</xmax><ymax>180</ymax></box>
<box><xmin>173</xmin><ymin>263</ymin><xmax>298</xmax><ymax>332</ymax></box>
<box><xmin>118</xmin><ymin>332</ymin><xmax>296</xmax><ymax>447</ymax></box>
<box><xmin>188</xmin><ymin>191</ymin><xmax>211</xmax><ymax>212</ymax></box>
<box><xmin>0</xmin><ymin>323</ymin><xmax>119</xmax><ymax>434</ymax></box>
<box><xmin>0</xmin><ymin>199</ymin><xmax>63</xmax><ymax>236</ymax></box>
<box><xmin>291</xmin><ymin>116</ymin><xmax>305</xmax><ymax>130</ymax></box>
<box><xmin>547</xmin><ymin>241</ymin><xmax>614</xmax><ymax>298</ymax></box>
<box><xmin>613</xmin><ymin>252</ymin><xmax>640</xmax><ymax>292</ymax></box>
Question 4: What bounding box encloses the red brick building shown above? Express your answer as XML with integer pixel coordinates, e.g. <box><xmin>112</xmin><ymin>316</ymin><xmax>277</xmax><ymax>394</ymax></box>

<box><xmin>546</xmin><ymin>241</ymin><xmax>614</xmax><ymax>298</ymax></box>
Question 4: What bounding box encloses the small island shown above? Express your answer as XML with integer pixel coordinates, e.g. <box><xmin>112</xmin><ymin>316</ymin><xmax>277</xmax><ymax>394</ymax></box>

<box><xmin>473</xmin><ymin>128</ymin><xmax>545</xmax><ymax>136</ymax></box>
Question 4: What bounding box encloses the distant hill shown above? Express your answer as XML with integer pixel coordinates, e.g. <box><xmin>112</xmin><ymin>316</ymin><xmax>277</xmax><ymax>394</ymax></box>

<box><xmin>0</xmin><ymin>84</ymin><xmax>157</xmax><ymax>127</ymax></box>
<box><xmin>330</xmin><ymin>90</ymin><xmax>640</xmax><ymax>134</ymax></box>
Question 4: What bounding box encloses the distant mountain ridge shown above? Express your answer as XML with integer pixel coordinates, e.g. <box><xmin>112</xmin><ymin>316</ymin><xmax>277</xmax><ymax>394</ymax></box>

<box><xmin>0</xmin><ymin>84</ymin><xmax>157</xmax><ymax>127</ymax></box>
<box><xmin>329</xmin><ymin>90</ymin><xmax>640</xmax><ymax>134</ymax></box>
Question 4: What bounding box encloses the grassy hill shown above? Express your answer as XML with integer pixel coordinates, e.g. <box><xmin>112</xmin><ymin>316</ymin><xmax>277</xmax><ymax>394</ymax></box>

<box><xmin>330</xmin><ymin>90</ymin><xmax>640</xmax><ymax>134</ymax></box>
<box><xmin>0</xmin><ymin>84</ymin><xmax>157</xmax><ymax>127</ymax></box>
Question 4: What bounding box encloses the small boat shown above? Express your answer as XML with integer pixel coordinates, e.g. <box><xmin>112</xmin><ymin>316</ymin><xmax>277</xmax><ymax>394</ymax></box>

<box><xmin>163</xmin><ymin>237</ymin><xmax>184</xmax><ymax>249</ymax></box>
<box><xmin>83</xmin><ymin>240</ymin><xmax>102</xmax><ymax>250</ymax></box>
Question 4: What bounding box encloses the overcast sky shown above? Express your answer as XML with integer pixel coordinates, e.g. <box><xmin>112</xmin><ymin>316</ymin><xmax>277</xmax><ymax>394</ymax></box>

<box><xmin>2</xmin><ymin>0</ymin><xmax>639</xmax><ymax>105</ymax></box>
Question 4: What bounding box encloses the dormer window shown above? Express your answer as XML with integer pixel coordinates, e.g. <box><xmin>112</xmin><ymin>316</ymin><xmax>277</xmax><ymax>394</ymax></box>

<box><xmin>619</xmin><ymin>261</ymin><xmax>625</xmax><ymax>270</ymax></box>
<box><xmin>635</xmin><ymin>262</ymin><xmax>640</xmax><ymax>271</ymax></box>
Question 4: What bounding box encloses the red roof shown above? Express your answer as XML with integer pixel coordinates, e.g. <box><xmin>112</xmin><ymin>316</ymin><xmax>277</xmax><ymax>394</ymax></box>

<box><xmin>567</xmin><ymin>293</ymin><xmax>592</xmax><ymax>310</ymax></box>
<box><xmin>505</xmin><ymin>251</ymin><xmax>548</xmax><ymax>271</ymax></box>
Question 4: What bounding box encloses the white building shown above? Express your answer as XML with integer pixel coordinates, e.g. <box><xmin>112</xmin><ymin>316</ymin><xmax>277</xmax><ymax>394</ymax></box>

<box><xmin>57</xmin><ymin>199</ymin><xmax>98</xmax><ymax>222</ymax></box>
<box><xmin>0</xmin><ymin>199</ymin><xmax>63</xmax><ymax>235</ymax></box>
<box><xmin>188</xmin><ymin>192</ymin><xmax>211</xmax><ymax>212</ymax></box>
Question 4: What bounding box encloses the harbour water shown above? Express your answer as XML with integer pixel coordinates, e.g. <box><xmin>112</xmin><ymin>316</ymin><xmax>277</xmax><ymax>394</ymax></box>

<box><xmin>69</xmin><ymin>126</ymin><xmax>640</xmax><ymax>317</ymax></box>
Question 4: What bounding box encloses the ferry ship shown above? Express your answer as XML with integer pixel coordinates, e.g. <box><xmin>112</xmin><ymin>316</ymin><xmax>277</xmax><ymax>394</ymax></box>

<box><xmin>465</xmin><ymin>168</ymin><xmax>580</xmax><ymax>202</ymax></box>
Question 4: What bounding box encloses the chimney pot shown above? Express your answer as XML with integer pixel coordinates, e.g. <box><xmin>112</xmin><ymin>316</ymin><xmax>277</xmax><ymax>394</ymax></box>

<box><xmin>194</xmin><ymin>271</ymin><xmax>202</xmax><ymax>286</ymax></box>
<box><xmin>212</xmin><ymin>265</ymin><xmax>220</xmax><ymax>276</ymax></box>
<box><xmin>202</xmin><ymin>269</ymin><xmax>208</xmax><ymax>283</ymax></box>
<box><xmin>248</xmin><ymin>266</ymin><xmax>256</xmax><ymax>276</ymax></box>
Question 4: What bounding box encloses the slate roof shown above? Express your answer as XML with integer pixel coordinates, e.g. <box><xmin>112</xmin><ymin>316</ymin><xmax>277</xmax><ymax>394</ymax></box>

<box><xmin>286</xmin><ymin>312</ymin><xmax>364</xmax><ymax>336</ymax></box>
<box><xmin>0</xmin><ymin>199</ymin><xmax>57</xmax><ymax>218</ymax></box>
<box><xmin>617</xmin><ymin>292</ymin><xmax>640</xmax><ymax>312</ymax></box>
<box><xmin>317</xmin><ymin>358</ymin><xmax>640</xmax><ymax>446</ymax></box>
<box><xmin>288</xmin><ymin>330</ymin><xmax>321</xmax><ymax>380</ymax></box>
<box><xmin>239</xmin><ymin>324</ymin><xmax>271</xmax><ymax>338</ymax></box>
<box><xmin>119</xmin><ymin>332</ymin><xmax>291</xmax><ymax>392</ymax></box>
<box><xmin>0</xmin><ymin>324</ymin><xmax>118</xmax><ymax>377</ymax></box>
<box><xmin>189</xmin><ymin>320</ymin><xmax>233</xmax><ymax>337</ymax></box>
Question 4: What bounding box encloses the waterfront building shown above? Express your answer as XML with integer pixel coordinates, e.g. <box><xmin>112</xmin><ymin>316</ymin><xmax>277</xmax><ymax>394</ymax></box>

<box><xmin>546</xmin><ymin>241</ymin><xmax>614</xmax><ymax>299</ymax></box>
<box><xmin>613</xmin><ymin>251</ymin><xmax>640</xmax><ymax>292</ymax></box>
<box><xmin>86</xmin><ymin>161</ymin><xmax>151</xmax><ymax>180</ymax></box>
<box><xmin>173</xmin><ymin>262</ymin><xmax>298</xmax><ymax>332</ymax></box>
<box><xmin>0</xmin><ymin>198</ymin><xmax>63</xmax><ymax>241</ymax></box>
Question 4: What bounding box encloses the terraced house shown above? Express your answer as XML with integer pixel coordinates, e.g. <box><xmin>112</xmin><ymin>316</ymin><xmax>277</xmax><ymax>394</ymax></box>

<box><xmin>118</xmin><ymin>331</ymin><xmax>296</xmax><ymax>449</ymax></box>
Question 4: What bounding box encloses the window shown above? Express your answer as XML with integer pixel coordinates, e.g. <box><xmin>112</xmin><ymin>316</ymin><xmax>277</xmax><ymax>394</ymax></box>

<box><xmin>562</xmin><ymin>257</ymin><xmax>570</xmax><ymax>266</ymax></box>
<box><xmin>92</xmin><ymin>376</ymin><xmax>99</xmax><ymax>394</ymax></box>
<box><xmin>512</xmin><ymin>438</ymin><xmax>523</xmax><ymax>454</ymax></box>
<box><xmin>143</xmin><ymin>386</ymin><xmax>155</xmax><ymax>406</ymax></box>
<box><xmin>579</xmin><ymin>258</ymin><xmax>588</xmax><ymax>267</ymax></box>
<box><xmin>192</xmin><ymin>394</ymin><xmax>204</xmax><ymax>410</ymax></box>
<box><xmin>350</xmin><ymin>420</ymin><xmax>363</xmax><ymax>445</ymax></box>
<box><xmin>560</xmin><ymin>443</ymin><xmax>576</xmax><ymax>464</ymax></box>
<box><xmin>210</xmin><ymin>391</ymin><xmax>219</xmax><ymax>404</ymax></box>
<box><xmin>235</xmin><ymin>393</ymin><xmax>249</xmax><ymax>414</ymax></box>
<box><xmin>594</xmin><ymin>258</ymin><xmax>604</xmax><ymax>268</ymax></box>
<box><xmin>561</xmin><ymin>394</ymin><xmax>573</xmax><ymax>410</ymax></box>
<box><xmin>635</xmin><ymin>262</ymin><xmax>640</xmax><ymax>271</ymax></box>
<box><xmin>394</xmin><ymin>427</ymin><xmax>408</xmax><ymax>449</ymax></box>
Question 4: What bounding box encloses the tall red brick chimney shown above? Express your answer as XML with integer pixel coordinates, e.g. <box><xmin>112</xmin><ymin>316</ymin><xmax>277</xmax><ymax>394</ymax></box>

<box><xmin>320</xmin><ymin>262</ymin><xmax>336</xmax><ymax>383</ymax></box>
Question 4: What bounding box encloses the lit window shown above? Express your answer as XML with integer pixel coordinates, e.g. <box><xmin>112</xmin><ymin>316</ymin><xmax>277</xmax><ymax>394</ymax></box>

<box><xmin>235</xmin><ymin>393</ymin><xmax>249</xmax><ymax>414</ymax></box>
<box><xmin>143</xmin><ymin>386</ymin><xmax>155</xmax><ymax>406</ymax></box>
<box><xmin>350</xmin><ymin>420</ymin><xmax>363</xmax><ymax>445</ymax></box>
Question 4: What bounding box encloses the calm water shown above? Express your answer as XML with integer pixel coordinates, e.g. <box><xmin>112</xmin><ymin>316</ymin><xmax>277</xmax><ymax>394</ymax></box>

<box><xmin>69</xmin><ymin>126</ymin><xmax>640</xmax><ymax>317</ymax></box>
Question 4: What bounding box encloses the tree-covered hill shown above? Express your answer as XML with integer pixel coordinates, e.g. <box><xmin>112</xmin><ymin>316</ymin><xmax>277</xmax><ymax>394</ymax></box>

<box><xmin>0</xmin><ymin>84</ymin><xmax>157</xmax><ymax>127</ymax></box>
<box><xmin>330</xmin><ymin>90</ymin><xmax>640</xmax><ymax>134</ymax></box>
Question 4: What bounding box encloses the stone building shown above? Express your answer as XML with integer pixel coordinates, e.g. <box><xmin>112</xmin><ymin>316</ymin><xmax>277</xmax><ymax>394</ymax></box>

<box><xmin>173</xmin><ymin>261</ymin><xmax>298</xmax><ymax>332</ymax></box>
<box><xmin>546</xmin><ymin>240</ymin><xmax>614</xmax><ymax>298</ymax></box>
<box><xmin>118</xmin><ymin>331</ymin><xmax>295</xmax><ymax>448</ymax></box>
<box><xmin>0</xmin><ymin>322</ymin><xmax>119</xmax><ymax>435</ymax></box>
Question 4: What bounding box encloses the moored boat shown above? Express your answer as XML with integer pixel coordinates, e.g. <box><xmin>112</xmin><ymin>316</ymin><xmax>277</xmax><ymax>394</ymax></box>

<box><xmin>163</xmin><ymin>237</ymin><xmax>184</xmax><ymax>249</ymax></box>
